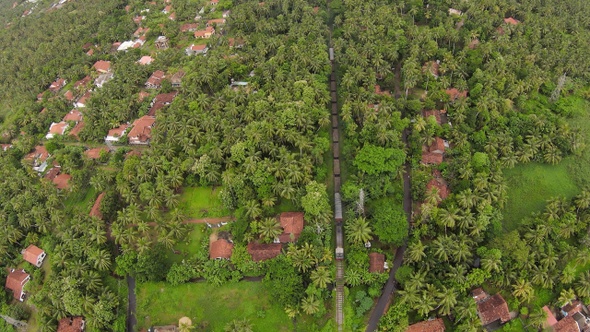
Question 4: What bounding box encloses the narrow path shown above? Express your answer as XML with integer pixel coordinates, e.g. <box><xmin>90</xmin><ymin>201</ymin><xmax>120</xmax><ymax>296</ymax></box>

<box><xmin>183</xmin><ymin>216</ymin><xmax>234</xmax><ymax>224</ymax></box>
<box><xmin>365</xmin><ymin>129</ymin><xmax>412</xmax><ymax>332</ymax></box>
<box><xmin>126</xmin><ymin>275</ymin><xmax>137</xmax><ymax>332</ymax></box>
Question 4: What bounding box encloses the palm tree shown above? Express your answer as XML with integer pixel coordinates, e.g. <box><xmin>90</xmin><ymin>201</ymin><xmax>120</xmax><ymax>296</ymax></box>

<box><xmin>558</xmin><ymin>288</ymin><xmax>577</xmax><ymax>307</ymax></box>
<box><xmin>345</xmin><ymin>217</ymin><xmax>373</xmax><ymax>245</ymax></box>
<box><xmin>301</xmin><ymin>295</ymin><xmax>320</xmax><ymax>315</ymax></box>
<box><xmin>575</xmin><ymin>271</ymin><xmax>590</xmax><ymax>298</ymax></box>
<box><xmin>406</xmin><ymin>240</ymin><xmax>427</xmax><ymax>263</ymax></box>
<box><xmin>437</xmin><ymin>286</ymin><xmax>457</xmax><ymax>316</ymax></box>
<box><xmin>258</xmin><ymin>217</ymin><xmax>282</xmax><ymax>242</ymax></box>
<box><xmin>311</xmin><ymin>266</ymin><xmax>332</xmax><ymax>289</ymax></box>
<box><xmin>512</xmin><ymin>279</ymin><xmax>534</xmax><ymax>303</ymax></box>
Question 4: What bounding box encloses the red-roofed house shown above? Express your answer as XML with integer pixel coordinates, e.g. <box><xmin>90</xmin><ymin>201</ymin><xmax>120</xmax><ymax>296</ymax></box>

<box><xmin>426</xmin><ymin>170</ymin><xmax>450</xmax><ymax>202</ymax></box>
<box><xmin>504</xmin><ymin>17</ymin><xmax>520</xmax><ymax>25</ymax></box>
<box><xmin>369</xmin><ymin>252</ymin><xmax>385</xmax><ymax>273</ymax></box>
<box><xmin>247</xmin><ymin>242</ymin><xmax>282</xmax><ymax>262</ymax></box>
<box><xmin>75</xmin><ymin>91</ymin><xmax>92</xmax><ymax>108</ymax></box>
<box><xmin>89</xmin><ymin>192</ymin><xmax>105</xmax><ymax>219</ymax></box>
<box><xmin>22</xmin><ymin>245</ymin><xmax>46</xmax><ymax>267</ymax></box>
<box><xmin>93</xmin><ymin>60</ymin><xmax>111</xmax><ymax>73</ymax></box>
<box><xmin>210</xmin><ymin>0</ymin><xmax>218</xmax><ymax>5</ymax></box>
<box><xmin>138</xmin><ymin>56</ymin><xmax>154</xmax><ymax>65</ymax></box>
<box><xmin>64</xmin><ymin>90</ymin><xmax>75</xmax><ymax>102</ymax></box>
<box><xmin>228</xmin><ymin>38</ymin><xmax>244</xmax><ymax>48</ymax></box>
<box><xmin>46</xmin><ymin>122</ymin><xmax>69</xmax><ymax>139</ymax></box>
<box><xmin>49</xmin><ymin>78</ymin><xmax>67</xmax><ymax>93</ymax></box>
<box><xmin>180</xmin><ymin>23</ymin><xmax>198</xmax><ymax>32</ymax></box>
<box><xmin>74</xmin><ymin>76</ymin><xmax>92</xmax><ymax>91</ymax></box>
<box><xmin>406</xmin><ymin>318</ymin><xmax>445</xmax><ymax>332</ymax></box>
<box><xmin>53</xmin><ymin>173</ymin><xmax>72</xmax><ymax>190</ymax></box>
<box><xmin>5</xmin><ymin>269</ymin><xmax>29</xmax><ymax>301</ymax></box>
<box><xmin>210</xmin><ymin>239</ymin><xmax>234</xmax><ymax>259</ymax></box>
<box><xmin>207</xmin><ymin>18</ymin><xmax>226</xmax><ymax>27</ymax></box>
<box><xmin>63</xmin><ymin>109</ymin><xmax>83</xmax><ymax>122</ymax></box>
<box><xmin>194</xmin><ymin>26</ymin><xmax>214</xmax><ymax>39</ymax></box>
<box><xmin>543</xmin><ymin>306</ymin><xmax>558</xmax><ymax>329</ymax></box>
<box><xmin>57</xmin><ymin>317</ymin><xmax>85</xmax><ymax>332</ymax></box>
<box><xmin>553</xmin><ymin>316</ymin><xmax>579</xmax><ymax>332</ymax></box>
<box><xmin>422</xmin><ymin>109</ymin><xmax>446</xmax><ymax>125</ymax></box>
<box><xmin>84</xmin><ymin>147</ymin><xmax>108</xmax><ymax>160</ymax></box>
<box><xmin>105</xmin><ymin>124</ymin><xmax>129</xmax><ymax>142</ymax></box>
<box><xmin>278</xmin><ymin>212</ymin><xmax>304</xmax><ymax>243</ymax></box>
<box><xmin>375</xmin><ymin>85</ymin><xmax>391</xmax><ymax>96</ymax></box>
<box><xmin>69</xmin><ymin>121</ymin><xmax>84</xmax><ymax>139</ymax></box>
<box><xmin>421</xmin><ymin>137</ymin><xmax>446</xmax><ymax>165</ymax></box>
<box><xmin>1</xmin><ymin>144</ymin><xmax>11</xmax><ymax>151</ymax></box>
<box><xmin>133</xmin><ymin>27</ymin><xmax>150</xmax><ymax>38</ymax></box>
<box><xmin>186</xmin><ymin>44</ymin><xmax>208</xmax><ymax>55</ymax></box>
<box><xmin>145</xmin><ymin>70</ymin><xmax>166</xmax><ymax>89</ymax></box>
<box><xmin>472</xmin><ymin>288</ymin><xmax>511</xmax><ymax>328</ymax></box>
<box><xmin>149</xmin><ymin>92</ymin><xmax>178</xmax><ymax>115</ymax></box>
<box><xmin>128</xmin><ymin>116</ymin><xmax>156</xmax><ymax>145</ymax></box>
<box><xmin>25</xmin><ymin>146</ymin><xmax>50</xmax><ymax>172</ymax></box>
<box><xmin>445</xmin><ymin>88</ymin><xmax>468</xmax><ymax>101</ymax></box>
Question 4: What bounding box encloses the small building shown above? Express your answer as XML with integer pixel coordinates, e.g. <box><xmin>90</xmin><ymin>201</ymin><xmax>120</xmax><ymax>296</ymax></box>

<box><xmin>25</xmin><ymin>145</ymin><xmax>50</xmax><ymax>172</ymax></box>
<box><xmin>89</xmin><ymin>192</ymin><xmax>105</xmax><ymax>219</ymax></box>
<box><xmin>207</xmin><ymin>18</ymin><xmax>226</xmax><ymax>27</ymax></box>
<box><xmin>375</xmin><ymin>85</ymin><xmax>391</xmax><ymax>96</ymax></box>
<box><xmin>46</xmin><ymin>121</ymin><xmax>69</xmax><ymax>139</ymax></box>
<box><xmin>84</xmin><ymin>147</ymin><xmax>108</xmax><ymax>160</ymax></box>
<box><xmin>209</xmin><ymin>239</ymin><xmax>234</xmax><ymax>260</ymax></box>
<box><xmin>421</xmin><ymin>137</ymin><xmax>446</xmax><ymax>165</ymax></box>
<box><xmin>426</xmin><ymin>170</ymin><xmax>450</xmax><ymax>202</ymax></box>
<box><xmin>472</xmin><ymin>288</ymin><xmax>511</xmax><ymax>329</ymax></box>
<box><xmin>5</xmin><ymin>269</ymin><xmax>30</xmax><ymax>301</ymax></box>
<box><xmin>69</xmin><ymin>121</ymin><xmax>85</xmax><ymax>139</ymax></box>
<box><xmin>137</xmin><ymin>56</ymin><xmax>154</xmax><ymax>65</ymax></box>
<box><xmin>448</xmin><ymin>8</ymin><xmax>462</xmax><ymax>16</ymax></box>
<box><xmin>180</xmin><ymin>23</ymin><xmax>198</xmax><ymax>32</ymax></box>
<box><xmin>75</xmin><ymin>91</ymin><xmax>92</xmax><ymax>108</ymax></box>
<box><xmin>133</xmin><ymin>26</ymin><xmax>149</xmax><ymax>38</ymax></box>
<box><xmin>278</xmin><ymin>212</ymin><xmax>304</xmax><ymax>243</ymax></box>
<box><xmin>1</xmin><ymin>144</ymin><xmax>12</xmax><ymax>151</ymax></box>
<box><xmin>63</xmin><ymin>109</ymin><xmax>83</xmax><ymax>122</ymax></box>
<box><xmin>170</xmin><ymin>71</ymin><xmax>185</xmax><ymax>88</ymax></box>
<box><xmin>57</xmin><ymin>317</ymin><xmax>85</xmax><ymax>332</ymax></box>
<box><xmin>155</xmin><ymin>36</ymin><xmax>169</xmax><ymax>50</ymax></box>
<box><xmin>422</xmin><ymin>109</ymin><xmax>447</xmax><ymax>125</ymax></box>
<box><xmin>22</xmin><ymin>245</ymin><xmax>46</xmax><ymax>267</ymax></box>
<box><xmin>95</xmin><ymin>72</ymin><xmax>114</xmax><ymax>88</ymax></box>
<box><xmin>542</xmin><ymin>306</ymin><xmax>558</xmax><ymax>329</ymax></box>
<box><xmin>504</xmin><ymin>17</ymin><xmax>520</xmax><ymax>25</ymax></box>
<box><xmin>406</xmin><ymin>318</ymin><xmax>445</xmax><ymax>332</ymax></box>
<box><xmin>53</xmin><ymin>173</ymin><xmax>72</xmax><ymax>190</ymax></box>
<box><xmin>49</xmin><ymin>78</ymin><xmax>67</xmax><ymax>93</ymax></box>
<box><xmin>145</xmin><ymin>70</ymin><xmax>166</xmax><ymax>89</ymax></box>
<box><xmin>93</xmin><ymin>60</ymin><xmax>111</xmax><ymax>73</ymax></box>
<box><xmin>128</xmin><ymin>116</ymin><xmax>156</xmax><ymax>145</ymax></box>
<box><xmin>149</xmin><ymin>92</ymin><xmax>178</xmax><ymax>115</ymax></box>
<box><xmin>210</xmin><ymin>0</ymin><xmax>218</xmax><ymax>5</ymax></box>
<box><xmin>228</xmin><ymin>38</ymin><xmax>244</xmax><ymax>48</ymax></box>
<box><xmin>64</xmin><ymin>90</ymin><xmax>75</xmax><ymax>102</ymax></box>
<box><xmin>445</xmin><ymin>88</ymin><xmax>468</xmax><ymax>101</ymax></box>
<box><xmin>186</xmin><ymin>44</ymin><xmax>208</xmax><ymax>55</ymax></box>
<box><xmin>162</xmin><ymin>5</ymin><xmax>171</xmax><ymax>14</ymax></box>
<box><xmin>247</xmin><ymin>242</ymin><xmax>282</xmax><ymax>262</ymax></box>
<box><xmin>73</xmin><ymin>76</ymin><xmax>92</xmax><ymax>91</ymax></box>
<box><xmin>369</xmin><ymin>252</ymin><xmax>385</xmax><ymax>273</ymax></box>
<box><xmin>105</xmin><ymin>124</ymin><xmax>129</xmax><ymax>142</ymax></box>
<box><xmin>194</xmin><ymin>26</ymin><xmax>214</xmax><ymax>39</ymax></box>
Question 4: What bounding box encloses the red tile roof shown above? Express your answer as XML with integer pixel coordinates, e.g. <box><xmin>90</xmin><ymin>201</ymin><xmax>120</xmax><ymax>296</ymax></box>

<box><xmin>107</xmin><ymin>124</ymin><xmax>129</xmax><ymax>138</ymax></box>
<box><xmin>247</xmin><ymin>242</ymin><xmax>281</xmax><ymax>262</ymax></box>
<box><xmin>53</xmin><ymin>173</ymin><xmax>72</xmax><ymax>190</ymax></box>
<box><xmin>207</xmin><ymin>18</ymin><xmax>226</xmax><ymax>26</ymax></box>
<box><xmin>22</xmin><ymin>245</ymin><xmax>44</xmax><ymax>266</ymax></box>
<box><xmin>84</xmin><ymin>147</ymin><xmax>108</xmax><ymax>160</ymax></box>
<box><xmin>543</xmin><ymin>306</ymin><xmax>558</xmax><ymax>328</ymax></box>
<box><xmin>89</xmin><ymin>192</ymin><xmax>105</xmax><ymax>219</ymax></box>
<box><xmin>93</xmin><ymin>60</ymin><xmax>111</xmax><ymax>73</ymax></box>
<box><xmin>25</xmin><ymin>146</ymin><xmax>49</xmax><ymax>163</ymax></box>
<box><xmin>5</xmin><ymin>269</ymin><xmax>29</xmax><ymax>300</ymax></box>
<box><xmin>504</xmin><ymin>17</ymin><xmax>520</xmax><ymax>25</ymax></box>
<box><xmin>45</xmin><ymin>167</ymin><xmax>61</xmax><ymax>180</ymax></box>
<box><xmin>445</xmin><ymin>88</ymin><xmax>468</xmax><ymax>101</ymax></box>
<box><xmin>210</xmin><ymin>239</ymin><xmax>234</xmax><ymax>259</ymax></box>
<box><xmin>57</xmin><ymin>317</ymin><xmax>85</xmax><ymax>332</ymax></box>
<box><xmin>375</xmin><ymin>85</ymin><xmax>391</xmax><ymax>96</ymax></box>
<box><xmin>421</xmin><ymin>152</ymin><xmax>443</xmax><ymax>165</ymax></box>
<box><xmin>138</xmin><ymin>91</ymin><xmax>151</xmax><ymax>102</ymax></box>
<box><xmin>49</xmin><ymin>78</ymin><xmax>66</xmax><ymax>93</ymax></box>
<box><xmin>128</xmin><ymin>116</ymin><xmax>156</xmax><ymax>144</ymax></box>
<box><xmin>553</xmin><ymin>316</ymin><xmax>579</xmax><ymax>332</ymax></box>
<box><xmin>138</xmin><ymin>56</ymin><xmax>154</xmax><ymax>65</ymax></box>
<box><xmin>190</xmin><ymin>44</ymin><xmax>208</xmax><ymax>51</ymax></box>
<box><xmin>49</xmin><ymin>122</ymin><xmax>69</xmax><ymax>136</ymax></box>
<box><xmin>278</xmin><ymin>212</ymin><xmax>304</xmax><ymax>243</ymax></box>
<box><xmin>77</xmin><ymin>91</ymin><xmax>92</xmax><ymax>106</ymax></box>
<box><xmin>148</xmin><ymin>92</ymin><xmax>178</xmax><ymax>115</ymax></box>
<box><xmin>428</xmin><ymin>137</ymin><xmax>445</xmax><ymax>153</ymax></box>
<box><xmin>369</xmin><ymin>252</ymin><xmax>385</xmax><ymax>273</ymax></box>
<box><xmin>562</xmin><ymin>301</ymin><xmax>583</xmax><ymax>316</ymax></box>
<box><xmin>74</xmin><ymin>76</ymin><xmax>92</xmax><ymax>90</ymax></box>
<box><xmin>476</xmin><ymin>293</ymin><xmax>510</xmax><ymax>326</ymax></box>
<box><xmin>406</xmin><ymin>318</ymin><xmax>445</xmax><ymax>332</ymax></box>
<box><xmin>194</xmin><ymin>26</ymin><xmax>214</xmax><ymax>38</ymax></box>
<box><xmin>180</xmin><ymin>23</ymin><xmax>198</xmax><ymax>32</ymax></box>
<box><xmin>64</xmin><ymin>90</ymin><xmax>75</xmax><ymax>101</ymax></box>
<box><xmin>133</xmin><ymin>27</ymin><xmax>150</xmax><ymax>37</ymax></box>
<box><xmin>1</xmin><ymin>144</ymin><xmax>11</xmax><ymax>151</ymax></box>
<box><xmin>426</xmin><ymin>170</ymin><xmax>450</xmax><ymax>201</ymax></box>
<box><xmin>69</xmin><ymin>121</ymin><xmax>84</xmax><ymax>139</ymax></box>
<box><xmin>63</xmin><ymin>109</ymin><xmax>83</xmax><ymax>122</ymax></box>
<box><xmin>422</xmin><ymin>110</ymin><xmax>444</xmax><ymax>124</ymax></box>
<box><xmin>146</xmin><ymin>70</ymin><xmax>166</xmax><ymax>87</ymax></box>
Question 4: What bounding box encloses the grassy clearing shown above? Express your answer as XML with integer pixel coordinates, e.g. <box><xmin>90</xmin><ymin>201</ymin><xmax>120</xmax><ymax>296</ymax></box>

<box><xmin>502</xmin><ymin>162</ymin><xmax>578</xmax><ymax>231</ymax></box>
<box><xmin>64</xmin><ymin>186</ymin><xmax>97</xmax><ymax>211</ymax></box>
<box><xmin>136</xmin><ymin>282</ymin><xmax>297</xmax><ymax>331</ymax></box>
<box><xmin>165</xmin><ymin>224</ymin><xmax>206</xmax><ymax>264</ymax></box>
<box><xmin>178</xmin><ymin>187</ymin><xmax>229</xmax><ymax>218</ymax></box>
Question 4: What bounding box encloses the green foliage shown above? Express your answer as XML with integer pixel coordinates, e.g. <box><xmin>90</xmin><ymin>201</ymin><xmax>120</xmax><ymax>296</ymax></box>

<box><xmin>115</xmin><ymin>246</ymin><xmax>170</xmax><ymax>283</ymax></box>
<box><xmin>354</xmin><ymin>290</ymin><xmax>374</xmax><ymax>317</ymax></box>
<box><xmin>166</xmin><ymin>260</ymin><xmax>199</xmax><ymax>285</ymax></box>
<box><xmin>263</xmin><ymin>256</ymin><xmax>304</xmax><ymax>307</ymax></box>
<box><xmin>300</xmin><ymin>181</ymin><xmax>331</xmax><ymax>219</ymax></box>
<box><xmin>370</xmin><ymin>201</ymin><xmax>407</xmax><ymax>246</ymax></box>
<box><xmin>353</xmin><ymin>144</ymin><xmax>405</xmax><ymax>176</ymax></box>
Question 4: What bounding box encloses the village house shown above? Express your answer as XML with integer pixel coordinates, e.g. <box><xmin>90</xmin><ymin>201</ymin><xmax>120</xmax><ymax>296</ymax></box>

<box><xmin>375</xmin><ymin>84</ymin><xmax>391</xmax><ymax>96</ymax></box>
<box><xmin>422</xmin><ymin>109</ymin><xmax>448</xmax><ymax>125</ymax></box>
<box><xmin>194</xmin><ymin>26</ymin><xmax>215</xmax><ymax>39</ymax></box>
<box><xmin>89</xmin><ymin>192</ymin><xmax>105</xmax><ymax>219</ymax></box>
<box><xmin>25</xmin><ymin>145</ymin><xmax>50</xmax><ymax>172</ymax></box>
<box><xmin>138</xmin><ymin>91</ymin><xmax>151</xmax><ymax>102</ymax></box>
<box><xmin>1</xmin><ymin>144</ymin><xmax>12</xmax><ymax>151</ymax></box>
<box><xmin>445</xmin><ymin>88</ymin><xmax>468</xmax><ymax>101</ymax></box>
<box><xmin>210</xmin><ymin>0</ymin><xmax>218</xmax><ymax>5</ymax></box>
<box><xmin>247</xmin><ymin>242</ymin><xmax>282</xmax><ymax>262</ymax></box>
<box><xmin>426</xmin><ymin>169</ymin><xmax>450</xmax><ymax>202</ymax></box>
<box><xmin>406</xmin><ymin>318</ymin><xmax>445</xmax><ymax>332</ymax></box>
<box><xmin>73</xmin><ymin>76</ymin><xmax>92</xmax><ymax>91</ymax></box>
<box><xmin>46</xmin><ymin>121</ymin><xmax>69</xmax><ymax>139</ymax></box>
<box><xmin>504</xmin><ymin>17</ymin><xmax>520</xmax><ymax>25</ymax></box>
<box><xmin>145</xmin><ymin>70</ymin><xmax>166</xmax><ymax>89</ymax></box>
<box><xmin>137</xmin><ymin>56</ymin><xmax>154</xmax><ymax>65</ymax></box>
<box><xmin>209</xmin><ymin>239</ymin><xmax>234</xmax><ymax>260</ymax></box>
<box><xmin>155</xmin><ymin>36</ymin><xmax>169</xmax><ymax>49</ymax></box>
<box><xmin>128</xmin><ymin>116</ymin><xmax>156</xmax><ymax>145</ymax></box>
<box><xmin>75</xmin><ymin>91</ymin><xmax>92</xmax><ymax>108</ymax></box>
<box><xmin>170</xmin><ymin>71</ymin><xmax>185</xmax><ymax>88</ymax></box>
<box><xmin>149</xmin><ymin>92</ymin><xmax>178</xmax><ymax>115</ymax></box>
<box><xmin>133</xmin><ymin>26</ymin><xmax>149</xmax><ymax>38</ymax></box>
<box><xmin>368</xmin><ymin>252</ymin><xmax>385</xmax><ymax>273</ymax></box>
<box><xmin>186</xmin><ymin>44</ymin><xmax>208</xmax><ymax>55</ymax></box>
<box><xmin>22</xmin><ymin>244</ymin><xmax>46</xmax><ymax>267</ymax></box>
<box><xmin>95</xmin><ymin>72</ymin><xmax>114</xmax><ymax>88</ymax></box>
<box><xmin>448</xmin><ymin>8</ymin><xmax>462</xmax><ymax>16</ymax></box>
<box><xmin>48</xmin><ymin>78</ymin><xmax>66</xmax><ymax>93</ymax></box>
<box><xmin>64</xmin><ymin>90</ymin><xmax>75</xmax><ymax>102</ymax></box>
<box><xmin>472</xmin><ymin>288</ymin><xmax>511</xmax><ymax>330</ymax></box>
<box><xmin>207</xmin><ymin>18</ymin><xmax>226</xmax><ymax>27</ymax></box>
<box><xmin>421</xmin><ymin>137</ymin><xmax>446</xmax><ymax>165</ymax></box>
<box><xmin>228</xmin><ymin>38</ymin><xmax>244</xmax><ymax>48</ymax></box>
<box><xmin>93</xmin><ymin>60</ymin><xmax>111</xmax><ymax>73</ymax></box>
<box><xmin>277</xmin><ymin>212</ymin><xmax>305</xmax><ymax>243</ymax></box>
<box><xmin>84</xmin><ymin>147</ymin><xmax>108</xmax><ymax>160</ymax></box>
<box><xmin>57</xmin><ymin>317</ymin><xmax>85</xmax><ymax>332</ymax></box>
<box><xmin>168</xmin><ymin>12</ymin><xmax>176</xmax><ymax>20</ymax></box>
<box><xmin>105</xmin><ymin>124</ymin><xmax>129</xmax><ymax>143</ymax></box>
<box><xmin>45</xmin><ymin>166</ymin><xmax>71</xmax><ymax>190</ymax></box>
<box><xmin>63</xmin><ymin>109</ymin><xmax>83</xmax><ymax>122</ymax></box>
<box><xmin>69</xmin><ymin>121</ymin><xmax>85</xmax><ymax>140</ymax></box>
<box><xmin>180</xmin><ymin>23</ymin><xmax>198</xmax><ymax>32</ymax></box>
<box><xmin>5</xmin><ymin>269</ymin><xmax>30</xmax><ymax>301</ymax></box>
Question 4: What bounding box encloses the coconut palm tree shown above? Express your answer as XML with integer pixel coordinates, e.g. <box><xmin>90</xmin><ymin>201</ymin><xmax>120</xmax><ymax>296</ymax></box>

<box><xmin>512</xmin><ymin>279</ymin><xmax>534</xmax><ymax>303</ymax></box>
<box><xmin>345</xmin><ymin>217</ymin><xmax>373</xmax><ymax>245</ymax></box>
<box><xmin>258</xmin><ymin>217</ymin><xmax>282</xmax><ymax>243</ymax></box>
<box><xmin>311</xmin><ymin>266</ymin><xmax>332</xmax><ymax>289</ymax></box>
<box><xmin>301</xmin><ymin>296</ymin><xmax>320</xmax><ymax>315</ymax></box>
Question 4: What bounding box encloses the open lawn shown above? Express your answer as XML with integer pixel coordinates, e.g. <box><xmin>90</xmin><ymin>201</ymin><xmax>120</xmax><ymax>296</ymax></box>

<box><xmin>502</xmin><ymin>162</ymin><xmax>578</xmax><ymax>231</ymax></box>
<box><xmin>64</xmin><ymin>186</ymin><xmax>97</xmax><ymax>211</ymax></box>
<box><xmin>178</xmin><ymin>187</ymin><xmax>229</xmax><ymax>218</ymax></box>
<box><xmin>136</xmin><ymin>281</ymin><xmax>301</xmax><ymax>331</ymax></box>
<box><xmin>165</xmin><ymin>224</ymin><xmax>206</xmax><ymax>264</ymax></box>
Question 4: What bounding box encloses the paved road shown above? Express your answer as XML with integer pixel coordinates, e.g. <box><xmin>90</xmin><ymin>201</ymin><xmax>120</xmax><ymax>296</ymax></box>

<box><xmin>365</xmin><ymin>129</ymin><xmax>412</xmax><ymax>332</ymax></box>
<box><xmin>127</xmin><ymin>275</ymin><xmax>137</xmax><ymax>332</ymax></box>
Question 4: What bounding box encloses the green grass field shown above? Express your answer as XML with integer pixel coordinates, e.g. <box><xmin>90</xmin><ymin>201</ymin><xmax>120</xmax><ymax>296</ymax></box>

<box><xmin>64</xmin><ymin>186</ymin><xmax>97</xmax><ymax>211</ymax></box>
<box><xmin>178</xmin><ymin>187</ymin><xmax>229</xmax><ymax>218</ymax></box>
<box><xmin>136</xmin><ymin>282</ymin><xmax>296</xmax><ymax>331</ymax></box>
<box><xmin>502</xmin><ymin>162</ymin><xmax>578</xmax><ymax>231</ymax></box>
<box><xmin>165</xmin><ymin>224</ymin><xmax>206</xmax><ymax>264</ymax></box>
